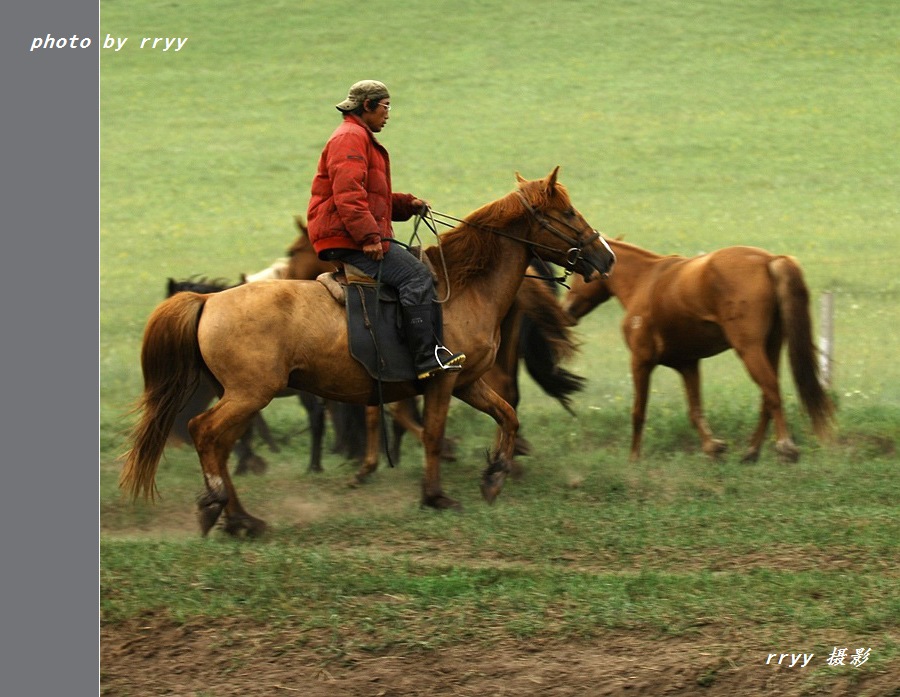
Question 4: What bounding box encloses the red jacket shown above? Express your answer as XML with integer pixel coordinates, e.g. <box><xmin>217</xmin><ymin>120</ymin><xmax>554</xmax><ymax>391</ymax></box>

<box><xmin>307</xmin><ymin>114</ymin><xmax>418</xmax><ymax>256</ymax></box>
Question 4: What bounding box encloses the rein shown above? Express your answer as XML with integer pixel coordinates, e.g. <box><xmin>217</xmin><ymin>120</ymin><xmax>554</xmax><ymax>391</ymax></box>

<box><xmin>413</xmin><ymin>192</ymin><xmax>602</xmax><ymax>287</ymax></box>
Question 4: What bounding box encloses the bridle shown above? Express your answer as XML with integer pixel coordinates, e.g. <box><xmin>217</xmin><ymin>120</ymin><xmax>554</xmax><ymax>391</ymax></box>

<box><xmin>512</xmin><ymin>190</ymin><xmax>606</xmax><ymax>276</ymax></box>
<box><xmin>414</xmin><ymin>190</ymin><xmax>611</xmax><ymax>285</ymax></box>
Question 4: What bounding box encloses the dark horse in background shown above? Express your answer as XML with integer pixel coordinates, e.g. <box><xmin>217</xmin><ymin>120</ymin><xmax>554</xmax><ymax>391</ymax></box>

<box><xmin>121</xmin><ymin>168</ymin><xmax>615</xmax><ymax>537</ymax></box>
<box><xmin>563</xmin><ymin>238</ymin><xmax>834</xmax><ymax>462</ymax></box>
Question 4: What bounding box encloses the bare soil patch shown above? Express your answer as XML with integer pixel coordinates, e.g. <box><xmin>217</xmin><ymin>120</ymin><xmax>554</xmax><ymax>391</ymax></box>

<box><xmin>101</xmin><ymin>614</ymin><xmax>896</xmax><ymax>696</ymax></box>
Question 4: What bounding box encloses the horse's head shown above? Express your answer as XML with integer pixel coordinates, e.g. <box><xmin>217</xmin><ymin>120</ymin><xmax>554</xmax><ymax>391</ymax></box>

<box><xmin>561</xmin><ymin>272</ymin><xmax>613</xmax><ymax>320</ymax></box>
<box><xmin>515</xmin><ymin>167</ymin><xmax>615</xmax><ymax>282</ymax></box>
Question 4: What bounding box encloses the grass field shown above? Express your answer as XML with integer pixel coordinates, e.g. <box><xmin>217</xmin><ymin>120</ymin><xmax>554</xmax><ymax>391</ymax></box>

<box><xmin>100</xmin><ymin>1</ymin><xmax>899</xmax><ymax>694</ymax></box>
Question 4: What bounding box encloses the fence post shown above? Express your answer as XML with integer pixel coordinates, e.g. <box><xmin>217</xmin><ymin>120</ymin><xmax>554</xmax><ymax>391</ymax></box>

<box><xmin>818</xmin><ymin>291</ymin><xmax>834</xmax><ymax>389</ymax></box>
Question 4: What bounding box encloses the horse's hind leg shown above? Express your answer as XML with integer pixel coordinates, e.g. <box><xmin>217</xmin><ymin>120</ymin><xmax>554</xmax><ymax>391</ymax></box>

<box><xmin>233</xmin><ymin>417</ymin><xmax>268</xmax><ymax>476</ymax></box>
<box><xmin>387</xmin><ymin>398</ymin><xmax>458</xmax><ymax>464</ymax></box>
<box><xmin>740</xmin><ymin>338</ymin><xmax>798</xmax><ymax>462</ymax></box>
<box><xmin>677</xmin><ymin>361</ymin><xmax>727</xmax><ymax>459</ymax></box>
<box><xmin>253</xmin><ymin>412</ymin><xmax>280</xmax><ymax>454</ymax></box>
<box><xmin>189</xmin><ymin>397</ymin><xmax>268</xmax><ymax>537</ymax></box>
<box><xmin>350</xmin><ymin>406</ymin><xmax>382</xmax><ymax>486</ymax></box>
<box><xmin>299</xmin><ymin>391</ymin><xmax>325</xmax><ymax>473</ymax></box>
<box><xmin>453</xmin><ymin>378</ymin><xmax>519</xmax><ymax>505</ymax></box>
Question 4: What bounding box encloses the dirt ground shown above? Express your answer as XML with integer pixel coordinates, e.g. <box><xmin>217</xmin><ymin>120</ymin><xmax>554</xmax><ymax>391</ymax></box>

<box><xmin>101</xmin><ymin>613</ymin><xmax>896</xmax><ymax>696</ymax></box>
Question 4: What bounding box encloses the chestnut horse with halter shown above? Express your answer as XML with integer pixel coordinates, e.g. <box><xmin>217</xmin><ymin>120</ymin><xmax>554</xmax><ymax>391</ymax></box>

<box><xmin>121</xmin><ymin>168</ymin><xmax>615</xmax><ymax>537</ymax></box>
<box><xmin>563</xmin><ymin>238</ymin><xmax>834</xmax><ymax>462</ymax></box>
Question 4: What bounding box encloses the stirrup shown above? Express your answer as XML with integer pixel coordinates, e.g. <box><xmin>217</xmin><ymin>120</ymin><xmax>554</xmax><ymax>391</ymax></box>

<box><xmin>436</xmin><ymin>345</ymin><xmax>465</xmax><ymax>370</ymax></box>
<box><xmin>416</xmin><ymin>346</ymin><xmax>465</xmax><ymax>380</ymax></box>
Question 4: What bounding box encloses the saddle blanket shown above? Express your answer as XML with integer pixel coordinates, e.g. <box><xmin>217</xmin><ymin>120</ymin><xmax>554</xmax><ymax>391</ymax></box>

<box><xmin>344</xmin><ymin>282</ymin><xmax>418</xmax><ymax>382</ymax></box>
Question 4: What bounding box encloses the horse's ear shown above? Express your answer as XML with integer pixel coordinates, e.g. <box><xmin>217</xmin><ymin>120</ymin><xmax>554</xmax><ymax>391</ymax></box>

<box><xmin>546</xmin><ymin>166</ymin><xmax>561</xmax><ymax>191</ymax></box>
<box><xmin>515</xmin><ymin>171</ymin><xmax>526</xmax><ymax>184</ymax></box>
<box><xmin>294</xmin><ymin>215</ymin><xmax>308</xmax><ymax>233</ymax></box>
<box><xmin>167</xmin><ymin>278</ymin><xmax>176</xmax><ymax>296</ymax></box>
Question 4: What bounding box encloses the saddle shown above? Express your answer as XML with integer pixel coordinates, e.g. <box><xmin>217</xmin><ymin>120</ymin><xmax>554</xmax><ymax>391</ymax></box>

<box><xmin>317</xmin><ymin>256</ymin><xmax>443</xmax><ymax>382</ymax></box>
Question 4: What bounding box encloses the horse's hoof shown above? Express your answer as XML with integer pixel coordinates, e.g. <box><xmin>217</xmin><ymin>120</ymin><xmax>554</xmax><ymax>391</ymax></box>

<box><xmin>740</xmin><ymin>448</ymin><xmax>760</xmax><ymax>463</ymax></box>
<box><xmin>703</xmin><ymin>439</ymin><xmax>728</xmax><ymax>458</ymax></box>
<box><xmin>422</xmin><ymin>493</ymin><xmax>461</xmax><ymax>511</ymax></box>
<box><xmin>348</xmin><ymin>469</ymin><xmax>374</xmax><ymax>487</ymax></box>
<box><xmin>480</xmin><ymin>471</ymin><xmax>507</xmax><ymax>504</ymax></box>
<box><xmin>224</xmin><ymin>515</ymin><xmax>268</xmax><ymax>538</ymax></box>
<box><xmin>198</xmin><ymin>502</ymin><xmax>224</xmax><ymax>537</ymax></box>
<box><xmin>250</xmin><ymin>455</ymin><xmax>268</xmax><ymax>475</ymax></box>
<box><xmin>197</xmin><ymin>490</ymin><xmax>227</xmax><ymax>536</ymax></box>
<box><xmin>775</xmin><ymin>439</ymin><xmax>800</xmax><ymax>463</ymax></box>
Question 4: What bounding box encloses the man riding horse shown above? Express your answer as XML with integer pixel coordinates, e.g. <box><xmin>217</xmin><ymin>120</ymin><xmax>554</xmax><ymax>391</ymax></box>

<box><xmin>307</xmin><ymin>79</ymin><xmax>465</xmax><ymax>380</ymax></box>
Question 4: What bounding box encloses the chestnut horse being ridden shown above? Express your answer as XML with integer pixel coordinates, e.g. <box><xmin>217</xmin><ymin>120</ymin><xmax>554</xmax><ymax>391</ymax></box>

<box><xmin>563</xmin><ymin>239</ymin><xmax>834</xmax><ymax>462</ymax></box>
<box><xmin>286</xmin><ymin>216</ymin><xmax>586</xmax><ymax>474</ymax></box>
<box><xmin>121</xmin><ymin>168</ymin><xmax>615</xmax><ymax>537</ymax></box>
<box><xmin>167</xmin><ymin>219</ymin><xmax>586</xmax><ymax>476</ymax></box>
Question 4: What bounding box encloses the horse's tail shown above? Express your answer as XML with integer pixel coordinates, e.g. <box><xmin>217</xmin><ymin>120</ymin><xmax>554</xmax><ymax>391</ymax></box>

<box><xmin>770</xmin><ymin>256</ymin><xmax>835</xmax><ymax>440</ymax></box>
<box><xmin>119</xmin><ymin>292</ymin><xmax>208</xmax><ymax>500</ymax></box>
<box><xmin>517</xmin><ymin>276</ymin><xmax>586</xmax><ymax>414</ymax></box>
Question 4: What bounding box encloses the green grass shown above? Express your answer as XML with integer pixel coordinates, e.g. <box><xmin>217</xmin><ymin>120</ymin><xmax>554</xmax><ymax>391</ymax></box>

<box><xmin>101</xmin><ymin>0</ymin><xmax>899</xmax><ymax>688</ymax></box>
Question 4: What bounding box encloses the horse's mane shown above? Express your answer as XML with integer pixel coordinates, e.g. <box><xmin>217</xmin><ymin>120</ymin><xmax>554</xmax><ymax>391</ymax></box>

<box><xmin>425</xmin><ymin>177</ymin><xmax>572</xmax><ymax>289</ymax></box>
<box><xmin>610</xmin><ymin>237</ymin><xmax>683</xmax><ymax>263</ymax></box>
<box><xmin>166</xmin><ymin>276</ymin><xmax>236</xmax><ymax>297</ymax></box>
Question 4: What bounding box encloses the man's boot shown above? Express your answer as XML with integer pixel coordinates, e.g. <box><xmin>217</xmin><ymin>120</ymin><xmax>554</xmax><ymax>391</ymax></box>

<box><xmin>401</xmin><ymin>304</ymin><xmax>465</xmax><ymax>380</ymax></box>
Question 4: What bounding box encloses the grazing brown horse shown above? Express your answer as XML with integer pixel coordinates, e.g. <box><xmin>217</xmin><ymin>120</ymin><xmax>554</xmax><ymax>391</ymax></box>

<box><xmin>121</xmin><ymin>168</ymin><xmax>615</xmax><ymax>537</ymax></box>
<box><xmin>562</xmin><ymin>239</ymin><xmax>834</xmax><ymax>462</ymax></box>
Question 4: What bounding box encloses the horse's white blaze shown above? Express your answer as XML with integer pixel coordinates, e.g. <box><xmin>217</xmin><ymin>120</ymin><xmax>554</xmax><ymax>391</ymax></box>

<box><xmin>597</xmin><ymin>233</ymin><xmax>614</xmax><ymax>259</ymax></box>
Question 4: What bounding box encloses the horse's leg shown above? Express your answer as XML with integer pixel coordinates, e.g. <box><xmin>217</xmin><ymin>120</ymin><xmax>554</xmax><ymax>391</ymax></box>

<box><xmin>676</xmin><ymin>361</ymin><xmax>727</xmax><ymax>458</ymax></box>
<box><xmin>328</xmin><ymin>401</ymin><xmax>367</xmax><ymax>461</ymax></box>
<box><xmin>419</xmin><ymin>377</ymin><xmax>465</xmax><ymax>510</ymax></box>
<box><xmin>627</xmin><ymin>355</ymin><xmax>654</xmax><ymax>461</ymax></box>
<box><xmin>299</xmin><ymin>391</ymin><xmax>325</xmax><ymax>473</ymax></box>
<box><xmin>742</xmin><ymin>401</ymin><xmax>771</xmax><ymax>463</ymax></box>
<box><xmin>739</xmin><ymin>340</ymin><xmax>798</xmax><ymax>462</ymax></box>
<box><xmin>350</xmin><ymin>406</ymin><xmax>382</xmax><ymax>486</ymax></box>
<box><xmin>233</xmin><ymin>416</ymin><xmax>269</xmax><ymax>476</ymax></box>
<box><xmin>189</xmin><ymin>397</ymin><xmax>268</xmax><ymax>537</ymax></box>
<box><xmin>387</xmin><ymin>398</ymin><xmax>458</xmax><ymax>463</ymax></box>
<box><xmin>488</xmin><ymin>306</ymin><xmax>531</xmax><ymax>459</ymax></box>
<box><xmin>453</xmin><ymin>378</ymin><xmax>519</xmax><ymax>505</ymax></box>
<box><xmin>388</xmin><ymin>400</ymin><xmax>410</xmax><ymax>464</ymax></box>
<box><xmin>253</xmin><ymin>412</ymin><xmax>280</xmax><ymax>454</ymax></box>
<box><xmin>387</xmin><ymin>398</ymin><xmax>419</xmax><ymax>464</ymax></box>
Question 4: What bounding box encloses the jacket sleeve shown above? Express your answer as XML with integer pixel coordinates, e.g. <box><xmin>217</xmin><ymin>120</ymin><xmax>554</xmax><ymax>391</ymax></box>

<box><xmin>327</xmin><ymin>132</ymin><xmax>381</xmax><ymax>245</ymax></box>
<box><xmin>391</xmin><ymin>193</ymin><xmax>419</xmax><ymax>222</ymax></box>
